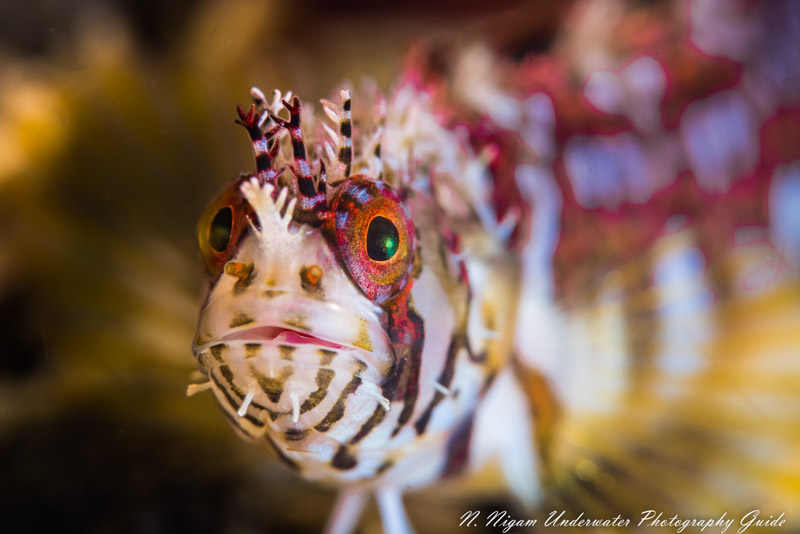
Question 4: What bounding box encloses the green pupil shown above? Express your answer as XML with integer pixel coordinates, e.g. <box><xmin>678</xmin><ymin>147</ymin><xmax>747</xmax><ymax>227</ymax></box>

<box><xmin>209</xmin><ymin>207</ymin><xmax>233</xmax><ymax>252</ymax></box>
<box><xmin>366</xmin><ymin>216</ymin><xmax>400</xmax><ymax>262</ymax></box>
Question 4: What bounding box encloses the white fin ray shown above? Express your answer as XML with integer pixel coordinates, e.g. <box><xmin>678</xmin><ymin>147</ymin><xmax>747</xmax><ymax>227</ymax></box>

<box><xmin>237</xmin><ymin>390</ymin><xmax>255</xmax><ymax>417</ymax></box>
<box><xmin>363</xmin><ymin>381</ymin><xmax>391</xmax><ymax>411</ymax></box>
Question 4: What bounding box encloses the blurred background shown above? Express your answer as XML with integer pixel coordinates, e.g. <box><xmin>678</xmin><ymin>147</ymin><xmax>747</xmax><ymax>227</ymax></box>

<box><xmin>1</xmin><ymin>0</ymin><xmax>799</xmax><ymax>532</ymax></box>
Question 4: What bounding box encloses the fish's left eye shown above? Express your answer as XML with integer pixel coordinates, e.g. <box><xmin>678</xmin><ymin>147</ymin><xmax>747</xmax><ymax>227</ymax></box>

<box><xmin>326</xmin><ymin>177</ymin><xmax>416</xmax><ymax>303</ymax></box>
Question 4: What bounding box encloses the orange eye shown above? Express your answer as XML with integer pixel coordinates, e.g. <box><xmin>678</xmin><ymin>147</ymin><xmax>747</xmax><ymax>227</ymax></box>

<box><xmin>198</xmin><ymin>176</ymin><xmax>253</xmax><ymax>276</ymax></box>
<box><xmin>325</xmin><ymin>176</ymin><xmax>416</xmax><ymax>303</ymax></box>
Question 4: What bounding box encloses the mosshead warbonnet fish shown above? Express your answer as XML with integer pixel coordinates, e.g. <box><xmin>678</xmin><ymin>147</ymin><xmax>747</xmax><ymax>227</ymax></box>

<box><xmin>192</xmin><ymin>85</ymin><xmax>520</xmax><ymax>533</ymax></box>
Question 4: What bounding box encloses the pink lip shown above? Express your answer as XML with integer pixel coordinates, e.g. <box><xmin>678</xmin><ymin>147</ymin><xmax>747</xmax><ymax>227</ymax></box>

<box><xmin>223</xmin><ymin>325</ymin><xmax>346</xmax><ymax>350</ymax></box>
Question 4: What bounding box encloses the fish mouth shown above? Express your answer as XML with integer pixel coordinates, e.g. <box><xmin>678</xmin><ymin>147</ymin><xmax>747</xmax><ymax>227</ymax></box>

<box><xmin>193</xmin><ymin>291</ymin><xmax>394</xmax><ymax>378</ymax></box>
<box><xmin>220</xmin><ymin>325</ymin><xmax>347</xmax><ymax>351</ymax></box>
<box><xmin>195</xmin><ymin>316</ymin><xmax>393</xmax><ymax>389</ymax></box>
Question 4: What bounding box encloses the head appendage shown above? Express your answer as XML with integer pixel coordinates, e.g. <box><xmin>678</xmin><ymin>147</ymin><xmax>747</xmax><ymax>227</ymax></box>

<box><xmin>238</xmin><ymin>89</ymin><xmax>338</xmax><ymax>221</ymax></box>
<box><xmin>269</xmin><ymin>96</ymin><xmax>318</xmax><ymax>198</ymax></box>
<box><xmin>249</xmin><ymin>87</ymin><xmax>267</xmax><ymax>116</ymax></box>
<box><xmin>240</xmin><ymin>177</ymin><xmax>296</xmax><ymax>236</ymax></box>
<box><xmin>320</xmin><ymin>90</ymin><xmax>353</xmax><ymax>184</ymax></box>
<box><xmin>236</xmin><ymin>89</ymin><xmax>357</xmax><ymax>218</ymax></box>
<box><xmin>235</xmin><ymin>103</ymin><xmax>282</xmax><ymax>185</ymax></box>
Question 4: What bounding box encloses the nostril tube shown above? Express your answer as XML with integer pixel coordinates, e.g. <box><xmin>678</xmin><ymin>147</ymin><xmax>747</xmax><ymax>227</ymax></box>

<box><xmin>225</xmin><ymin>261</ymin><xmax>255</xmax><ymax>292</ymax></box>
<box><xmin>299</xmin><ymin>264</ymin><xmax>324</xmax><ymax>295</ymax></box>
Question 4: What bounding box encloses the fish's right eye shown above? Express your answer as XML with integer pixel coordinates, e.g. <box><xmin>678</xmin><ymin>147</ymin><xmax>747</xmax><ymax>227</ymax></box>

<box><xmin>209</xmin><ymin>207</ymin><xmax>233</xmax><ymax>252</ymax></box>
<box><xmin>198</xmin><ymin>177</ymin><xmax>253</xmax><ymax>276</ymax></box>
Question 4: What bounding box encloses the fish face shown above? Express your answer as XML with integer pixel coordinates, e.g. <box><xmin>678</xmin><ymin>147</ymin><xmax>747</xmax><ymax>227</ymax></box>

<box><xmin>194</xmin><ymin>176</ymin><xmax>409</xmax><ymax>470</ymax></box>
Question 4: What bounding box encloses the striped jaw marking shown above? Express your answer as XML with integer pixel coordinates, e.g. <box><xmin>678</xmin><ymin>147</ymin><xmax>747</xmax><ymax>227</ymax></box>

<box><xmin>194</xmin><ymin>178</ymin><xmax>395</xmax><ymax>464</ymax></box>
